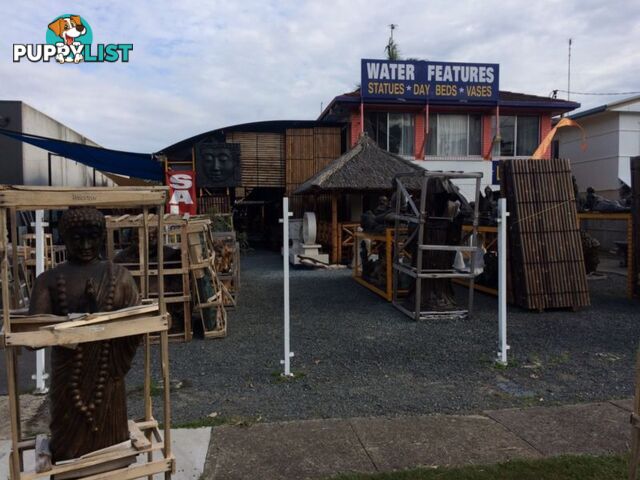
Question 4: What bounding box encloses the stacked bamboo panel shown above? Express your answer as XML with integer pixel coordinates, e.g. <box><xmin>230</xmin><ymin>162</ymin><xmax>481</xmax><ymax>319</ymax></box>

<box><xmin>226</xmin><ymin>132</ymin><xmax>285</xmax><ymax>188</ymax></box>
<box><xmin>285</xmin><ymin>127</ymin><xmax>342</xmax><ymax>195</ymax></box>
<box><xmin>632</xmin><ymin>155</ymin><xmax>640</xmax><ymax>298</ymax></box>
<box><xmin>501</xmin><ymin>158</ymin><xmax>590</xmax><ymax>310</ymax></box>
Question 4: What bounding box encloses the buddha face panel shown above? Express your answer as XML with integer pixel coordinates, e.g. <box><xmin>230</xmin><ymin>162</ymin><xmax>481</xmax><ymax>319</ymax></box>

<box><xmin>196</xmin><ymin>142</ymin><xmax>241</xmax><ymax>188</ymax></box>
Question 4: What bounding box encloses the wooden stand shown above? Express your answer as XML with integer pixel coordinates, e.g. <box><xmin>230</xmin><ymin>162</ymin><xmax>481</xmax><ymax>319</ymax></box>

<box><xmin>0</xmin><ymin>186</ymin><xmax>175</xmax><ymax>480</ymax></box>
<box><xmin>337</xmin><ymin>222</ymin><xmax>360</xmax><ymax>265</ymax></box>
<box><xmin>577</xmin><ymin>212</ymin><xmax>634</xmax><ymax>299</ymax></box>
<box><xmin>105</xmin><ymin>214</ymin><xmax>194</xmax><ymax>342</ymax></box>
<box><xmin>353</xmin><ymin>229</ymin><xmax>394</xmax><ymax>301</ymax></box>
<box><xmin>187</xmin><ymin>221</ymin><xmax>231</xmax><ymax>338</ymax></box>
<box><xmin>210</xmin><ymin>231</ymin><xmax>240</xmax><ymax>306</ymax></box>
<box><xmin>391</xmin><ymin>171</ymin><xmax>483</xmax><ymax>321</ymax></box>
<box><xmin>455</xmin><ymin>215</ymin><xmax>635</xmax><ymax>301</ymax></box>
<box><xmin>454</xmin><ymin>225</ymin><xmax>499</xmax><ymax>296</ymax></box>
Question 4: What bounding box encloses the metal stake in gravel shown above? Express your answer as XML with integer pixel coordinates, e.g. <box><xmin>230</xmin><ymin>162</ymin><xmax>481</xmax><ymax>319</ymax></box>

<box><xmin>280</xmin><ymin>197</ymin><xmax>294</xmax><ymax>377</ymax></box>
<box><xmin>497</xmin><ymin>198</ymin><xmax>510</xmax><ymax>365</ymax></box>
<box><xmin>32</xmin><ymin>209</ymin><xmax>49</xmax><ymax>394</ymax></box>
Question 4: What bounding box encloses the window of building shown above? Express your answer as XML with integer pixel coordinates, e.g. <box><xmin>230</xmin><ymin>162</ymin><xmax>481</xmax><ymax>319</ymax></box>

<box><xmin>364</xmin><ymin>112</ymin><xmax>414</xmax><ymax>156</ymax></box>
<box><xmin>425</xmin><ymin>114</ymin><xmax>482</xmax><ymax>156</ymax></box>
<box><xmin>492</xmin><ymin>115</ymin><xmax>539</xmax><ymax>157</ymax></box>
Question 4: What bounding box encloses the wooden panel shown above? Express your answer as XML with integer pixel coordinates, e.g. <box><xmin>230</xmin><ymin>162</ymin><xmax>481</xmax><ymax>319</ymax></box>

<box><xmin>0</xmin><ymin>186</ymin><xmax>167</xmax><ymax>210</ymax></box>
<box><xmin>314</xmin><ymin>127</ymin><xmax>342</xmax><ymax>172</ymax></box>
<box><xmin>285</xmin><ymin>127</ymin><xmax>342</xmax><ymax>197</ymax></box>
<box><xmin>286</xmin><ymin>128</ymin><xmax>315</xmax><ymax>195</ymax></box>
<box><xmin>501</xmin><ymin>158</ymin><xmax>590</xmax><ymax>310</ymax></box>
<box><xmin>226</xmin><ymin>132</ymin><xmax>285</xmax><ymax>188</ymax></box>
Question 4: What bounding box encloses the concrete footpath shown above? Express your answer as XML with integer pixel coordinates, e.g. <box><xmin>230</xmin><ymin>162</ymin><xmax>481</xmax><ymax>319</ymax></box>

<box><xmin>202</xmin><ymin>399</ymin><xmax>634</xmax><ymax>480</ymax></box>
<box><xmin>0</xmin><ymin>398</ymin><xmax>634</xmax><ymax>479</ymax></box>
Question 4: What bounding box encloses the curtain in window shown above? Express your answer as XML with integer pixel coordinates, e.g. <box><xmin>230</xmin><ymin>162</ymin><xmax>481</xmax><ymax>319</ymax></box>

<box><xmin>499</xmin><ymin>116</ymin><xmax>516</xmax><ymax>157</ymax></box>
<box><xmin>516</xmin><ymin>116</ymin><xmax>539</xmax><ymax>156</ymax></box>
<box><xmin>438</xmin><ymin>114</ymin><xmax>467</xmax><ymax>156</ymax></box>
<box><xmin>426</xmin><ymin>113</ymin><xmax>437</xmax><ymax>155</ymax></box>
<box><xmin>387</xmin><ymin>113</ymin><xmax>414</xmax><ymax>156</ymax></box>
<box><xmin>468</xmin><ymin>115</ymin><xmax>482</xmax><ymax>155</ymax></box>
<box><xmin>402</xmin><ymin>114</ymin><xmax>414</xmax><ymax>156</ymax></box>
<box><xmin>388</xmin><ymin>113</ymin><xmax>403</xmax><ymax>154</ymax></box>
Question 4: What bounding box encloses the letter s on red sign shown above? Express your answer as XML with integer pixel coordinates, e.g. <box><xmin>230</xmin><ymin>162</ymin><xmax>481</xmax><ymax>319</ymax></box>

<box><xmin>170</xmin><ymin>173</ymin><xmax>193</xmax><ymax>189</ymax></box>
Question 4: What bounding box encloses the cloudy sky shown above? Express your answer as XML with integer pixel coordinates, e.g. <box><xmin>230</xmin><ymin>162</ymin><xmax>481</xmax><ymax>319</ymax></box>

<box><xmin>3</xmin><ymin>0</ymin><xmax>639</xmax><ymax>152</ymax></box>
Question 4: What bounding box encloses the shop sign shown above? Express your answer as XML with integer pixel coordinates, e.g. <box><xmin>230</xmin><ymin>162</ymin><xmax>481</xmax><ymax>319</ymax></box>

<box><xmin>361</xmin><ymin>59</ymin><xmax>499</xmax><ymax>102</ymax></box>
<box><xmin>166</xmin><ymin>170</ymin><xmax>197</xmax><ymax>215</ymax></box>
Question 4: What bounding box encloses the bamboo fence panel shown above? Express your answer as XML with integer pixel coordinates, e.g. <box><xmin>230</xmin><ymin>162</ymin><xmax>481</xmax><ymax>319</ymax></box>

<box><xmin>501</xmin><ymin>158</ymin><xmax>590</xmax><ymax>310</ymax></box>
<box><xmin>226</xmin><ymin>132</ymin><xmax>285</xmax><ymax>188</ymax></box>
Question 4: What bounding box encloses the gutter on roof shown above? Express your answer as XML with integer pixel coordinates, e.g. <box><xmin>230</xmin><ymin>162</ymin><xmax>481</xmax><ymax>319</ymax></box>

<box><xmin>568</xmin><ymin>104</ymin><xmax>608</xmax><ymax>120</ymax></box>
<box><xmin>324</xmin><ymin>94</ymin><xmax>579</xmax><ymax>112</ymax></box>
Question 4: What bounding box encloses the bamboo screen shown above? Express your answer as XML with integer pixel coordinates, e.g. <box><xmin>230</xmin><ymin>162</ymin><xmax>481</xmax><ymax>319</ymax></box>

<box><xmin>226</xmin><ymin>132</ymin><xmax>285</xmax><ymax>188</ymax></box>
<box><xmin>501</xmin><ymin>158</ymin><xmax>590</xmax><ymax>310</ymax></box>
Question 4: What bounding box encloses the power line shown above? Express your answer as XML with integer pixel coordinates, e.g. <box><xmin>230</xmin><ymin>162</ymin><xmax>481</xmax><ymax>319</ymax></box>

<box><xmin>554</xmin><ymin>89</ymin><xmax>640</xmax><ymax>96</ymax></box>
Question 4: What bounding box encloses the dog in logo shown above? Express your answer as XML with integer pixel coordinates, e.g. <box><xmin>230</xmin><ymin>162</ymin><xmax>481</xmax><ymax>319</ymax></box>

<box><xmin>48</xmin><ymin>15</ymin><xmax>86</xmax><ymax>64</ymax></box>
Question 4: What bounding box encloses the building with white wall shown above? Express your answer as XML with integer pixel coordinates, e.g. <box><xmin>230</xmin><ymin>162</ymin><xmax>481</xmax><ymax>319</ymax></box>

<box><xmin>0</xmin><ymin>100</ymin><xmax>113</xmax><ymax>187</ymax></box>
<box><xmin>556</xmin><ymin>95</ymin><xmax>640</xmax><ymax>198</ymax></box>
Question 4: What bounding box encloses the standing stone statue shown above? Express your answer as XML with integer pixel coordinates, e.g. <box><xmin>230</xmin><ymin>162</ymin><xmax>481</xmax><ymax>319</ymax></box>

<box><xmin>29</xmin><ymin>208</ymin><xmax>141</xmax><ymax>462</ymax></box>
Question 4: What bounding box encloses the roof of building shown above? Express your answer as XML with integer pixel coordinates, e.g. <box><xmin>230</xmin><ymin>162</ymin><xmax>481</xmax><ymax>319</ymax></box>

<box><xmin>294</xmin><ymin>134</ymin><xmax>422</xmax><ymax>194</ymax></box>
<box><xmin>319</xmin><ymin>89</ymin><xmax>580</xmax><ymax>121</ymax></box>
<box><xmin>568</xmin><ymin>94</ymin><xmax>640</xmax><ymax>120</ymax></box>
<box><xmin>158</xmin><ymin>119</ymin><xmax>345</xmax><ymax>156</ymax></box>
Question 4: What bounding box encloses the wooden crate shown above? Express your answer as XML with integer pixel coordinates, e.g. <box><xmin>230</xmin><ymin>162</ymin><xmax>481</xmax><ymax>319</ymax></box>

<box><xmin>210</xmin><ymin>231</ymin><xmax>240</xmax><ymax>305</ymax></box>
<box><xmin>106</xmin><ymin>214</ymin><xmax>195</xmax><ymax>342</ymax></box>
<box><xmin>0</xmin><ymin>186</ymin><xmax>175</xmax><ymax>480</ymax></box>
<box><xmin>187</xmin><ymin>222</ymin><xmax>232</xmax><ymax>338</ymax></box>
<box><xmin>353</xmin><ymin>229</ymin><xmax>394</xmax><ymax>301</ymax></box>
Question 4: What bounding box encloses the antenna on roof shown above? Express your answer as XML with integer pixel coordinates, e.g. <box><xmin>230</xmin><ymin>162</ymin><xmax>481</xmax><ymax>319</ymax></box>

<box><xmin>567</xmin><ymin>38</ymin><xmax>572</xmax><ymax>101</ymax></box>
<box><xmin>385</xmin><ymin>24</ymin><xmax>400</xmax><ymax>60</ymax></box>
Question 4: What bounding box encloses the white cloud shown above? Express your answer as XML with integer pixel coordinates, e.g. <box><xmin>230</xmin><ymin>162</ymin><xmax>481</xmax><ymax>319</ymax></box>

<box><xmin>3</xmin><ymin>0</ymin><xmax>639</xmax><ymax>151</ymax></box>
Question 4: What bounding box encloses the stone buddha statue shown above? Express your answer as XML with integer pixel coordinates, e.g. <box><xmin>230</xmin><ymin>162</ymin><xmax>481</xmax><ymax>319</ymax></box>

<box><xmin>29</xmin><ymin>208</ymin><xmax>141</xmax><ymax>462</ymax></box>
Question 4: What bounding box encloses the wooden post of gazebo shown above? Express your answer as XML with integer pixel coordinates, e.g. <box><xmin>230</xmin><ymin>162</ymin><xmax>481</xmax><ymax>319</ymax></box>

<box><xmin>331</xmin><ymin>193</ymin><xmax>338</xmax><ymax>263</ymax></box>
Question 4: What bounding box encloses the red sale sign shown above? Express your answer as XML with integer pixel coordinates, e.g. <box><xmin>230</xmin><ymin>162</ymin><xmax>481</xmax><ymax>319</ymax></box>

<box><xmin>166</xmin><ymin>170</ymin><xmax>197</xmax><ymax>215</ymax></box>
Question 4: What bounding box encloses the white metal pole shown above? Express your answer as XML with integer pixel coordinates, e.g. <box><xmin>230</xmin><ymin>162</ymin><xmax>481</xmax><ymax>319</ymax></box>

<box><xmin>32</xmin><ymin>209</ymin><xmax>49</xmax><ymax>393</ymax></box>
<box><xmin>497</xmin><ymin>198</ymin><xmax>509</xmax><ymax>365</ymax></box>
<box><xmin>281</xmin><ymin>198</ymin><xmax>294</xmax><ymax>376</ymax></box>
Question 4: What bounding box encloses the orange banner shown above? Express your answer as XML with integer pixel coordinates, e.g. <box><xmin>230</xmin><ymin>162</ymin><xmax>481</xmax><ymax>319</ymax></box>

<box><xmin>531</xmin><ymin>117</ymin><xmax>586</xmax><ymax>160</ymax></box>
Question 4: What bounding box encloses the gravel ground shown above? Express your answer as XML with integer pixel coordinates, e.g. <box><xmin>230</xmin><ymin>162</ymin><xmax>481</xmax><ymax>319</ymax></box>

<box><xmin>127</xmin><ymin>250</ymin><xmax>640</xmax><ymax>425</ymax></box>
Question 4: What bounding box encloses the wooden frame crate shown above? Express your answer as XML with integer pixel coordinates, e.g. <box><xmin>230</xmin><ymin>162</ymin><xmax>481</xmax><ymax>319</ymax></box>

<box><xmin>337</xmin><ymin>222</ymin><xmax>360</xmax><ymax>265</ymax></box>
<box><xmin>353</xmin><ymin>229</ymin><xmax>394</xmax><ymax>301</ymax></box>
<box><xmin>105</xmin><ymin>214</ymin><xmax>194</xmax><ymax>342</ymax></box>
<box><xmin>454</xmin><ymin>225</ymin><xmax>500</xmax><ymax>296</ymax></box>
<box><xmin>210</xmin><ymin>231</ymin><xmax>240</xmax><ymax>306</ymax></box>
<box><xmin>577</xmin><ymin>212</ymin><xmax>634</xmax><ymax>299</ymax></box>
<box><xmin>456</xmin><ymin>214</ymin><xmax>635</xmax><ymax>300</ymax></box>
<box><xmin>0</xmin><ymin>186</ymin><xmax>175</xmax><ymax>480</ymax></box>
<box><xmin>187</xmin><ymin>221</ymin><xmax>231</xmax><ymax>338</ymax></box>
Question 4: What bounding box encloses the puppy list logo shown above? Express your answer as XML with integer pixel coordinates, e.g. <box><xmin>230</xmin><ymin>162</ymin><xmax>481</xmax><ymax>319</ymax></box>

<box><xmin>13</xmin><ymin>14</ymin><xmax>133</xmax><ymax>64</ymax></box>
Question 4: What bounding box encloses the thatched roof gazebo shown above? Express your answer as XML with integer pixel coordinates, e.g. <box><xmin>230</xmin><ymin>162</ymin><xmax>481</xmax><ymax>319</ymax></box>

<box><xmin>294</xmin><ymin>135</ymin><xmax>423</xmax><ymax>263</ymax></box>
<box><xmin>294</xmin><ymin>135</ymin><xmax>422</xmax><ymax>195</ymax></box>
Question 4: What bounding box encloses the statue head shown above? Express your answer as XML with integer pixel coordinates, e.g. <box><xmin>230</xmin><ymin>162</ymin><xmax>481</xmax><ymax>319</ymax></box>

<box><xmin>59</xmin><ymin>208</ymin><xmax>106</xmax><ymax>264</ymax></box>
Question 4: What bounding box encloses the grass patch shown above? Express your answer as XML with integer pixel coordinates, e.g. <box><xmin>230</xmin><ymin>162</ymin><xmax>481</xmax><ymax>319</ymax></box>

<box><xmin>330</xmin><ymin>454</ymin><xmax>627</xmax><ymax>480</ymax></box>
<box><xmin>270</xmin><ymin>370</ymin><xmax>306</xmax><ymax>383</ymax></box>
<box><xmin>172</xmin><ymin>415</ymin><xmax>263</xmax><ymax>429</ymax></box>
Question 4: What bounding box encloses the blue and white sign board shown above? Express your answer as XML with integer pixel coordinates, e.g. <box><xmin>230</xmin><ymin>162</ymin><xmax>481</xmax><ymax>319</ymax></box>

<box><xmin>361</xmin><ymin>59</ymin><xmax>499</xmax><ymax>102</ymax></box>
